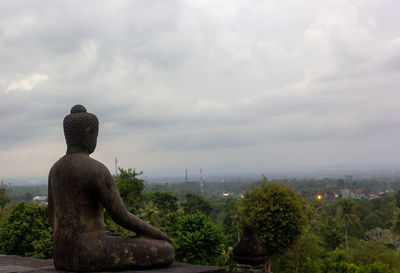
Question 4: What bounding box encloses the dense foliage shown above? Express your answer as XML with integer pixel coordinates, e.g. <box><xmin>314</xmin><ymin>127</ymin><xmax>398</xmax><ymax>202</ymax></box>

<box><xmin>182</xmin><ymin>192</ymin><xmax>212</xmax><ymax>216</ymax></box>
<box><xmin>0</xmin><ymin>180</ymin><xmax>9</xmax><ymax>208</ymax></box>
<box><xmin>1</xmin><ymin>172</ymin><xmax>400</xmax><ymax>272</ymax></box>
<box><xmin>148</xmin><ymin>190</ymin><xmax>178</xmax><ymax>213</ymax></box>
<box><xmin>113</xmin><ymin>168</ymin><xmax>145</xmax><ymax>212</ymax></box>
<box><xmin>0</xmin><ymin>202</ymin><xmax>53</xmax><ymax>258</ymax></box>
<box><xmin>336</xmin><ymin>198</ymin><xmax>359</xmax><ymax>250</ymax></box>
<box><xmin>239</xmin><ymin>178</ymin><xmax>306</xmax><ymax>270</ymax></box>
<box><xmin>174</xmin><ymin>214</ymin><xmax>224</xmax><ymax>265</ymax></box>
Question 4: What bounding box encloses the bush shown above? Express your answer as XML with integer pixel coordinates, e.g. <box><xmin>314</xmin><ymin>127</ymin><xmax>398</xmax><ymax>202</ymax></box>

<box><xmin>321</xmin><ymin>250</ymin><xmax>365</xmax><ymax>273</ymax></box>
<box><xmin>364</xmin><ymin>261</ymin><xmax>395</xmax><ymax>273</ymax></box>
<box><xmin>0</xmin><ymin>202</ymin><xmax>53</xmax><ymax>258</ymax></box>
<box><xmin>345</xmin><ymin>240</ymin><xmax>400</xmax><ymax>271</ymax></box>
<box><xmin>182</xmin><ymin>193</ymin><xmax>212</xmax><ymax>216</ymax></box>
<box><xmin>175</xmin><ymin>213</ymin><xmax>224</xmax><ymax>265</ymax></box>
<box><xmin>148</xmin><ymin>191</ymin><xmax>178</xmax><ymax>213</ymax></box>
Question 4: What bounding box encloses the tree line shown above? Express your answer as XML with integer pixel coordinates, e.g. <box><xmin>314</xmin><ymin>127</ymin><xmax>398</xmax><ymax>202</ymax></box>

<box><xmin>1</xmin><ymin>170</ymin><xmax>400</xmax><ymax>272</ymax></box>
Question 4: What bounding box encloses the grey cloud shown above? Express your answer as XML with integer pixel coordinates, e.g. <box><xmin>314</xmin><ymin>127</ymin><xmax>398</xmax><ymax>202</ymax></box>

<box><xmin>1</xmin><ymin>0</ymin><xmax>400</xmax><ymax>179</ymax></box>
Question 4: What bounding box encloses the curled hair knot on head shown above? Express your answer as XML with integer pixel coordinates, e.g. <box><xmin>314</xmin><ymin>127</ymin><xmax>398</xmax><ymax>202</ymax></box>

<box><xmin>63</xmin><ymin>105</ymin><xmax>99</xmax><ymax>147</ymax></box>
<box><xmin>70</xmin><ymin>104</ymin><xmax>87</xmax><ymax>114</ymax></box>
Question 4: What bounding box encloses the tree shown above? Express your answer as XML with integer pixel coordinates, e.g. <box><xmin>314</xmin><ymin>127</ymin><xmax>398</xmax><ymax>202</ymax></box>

<box><xmin>344</xmin><ymin>240</ymin><xmax>400</xmax><ymax>272</ymax></box>
<box><xmin>0</xmin><ymin>202</ymin><xmax>53</xmax><ymax>258</ymax></box>
<box><xmin>321</xmin><ymin>249</ymin><xmax>365</xmax><ymax>273</ymax></box>
<box><xmin>148</xmin><ymin>191</ymin><xmax>178</xmax><ymax>213</ymax></box>
<box><xmin>272</xmin><ymin>225</ymin><xmax>324</xmax><ymax>273</ymax></box>
<box><xmin>364</xmin><ymin>213</ymin><xmax>383</xmax><ymax>232</ymax></box>
<box><xmin>392</xmin><ymin>208</ymin><xmax>400</xmax><ymax>237</ymax></box>
<box><xmin>142</xmin><ymin>191</ymin><xmax>180</xmax><ymax>237</ymax></box>
<box><xmin>364</xmin><ymin>262</ymin><xmax>395</xmax><ymax>273</ymax></box>
<box><xmin>113</xmin><ymin>168</ymin><xmax>144</xmax><ymax>212</ymax></box>
<box><xmin>395</xmin><ymin>189</ymin><xmax>400</xmax><ymax>208</ymax></box>
<box><xmin>239</xmin><ymin>178</ymin><xmax>306</xmax><ymax>271</ymax></box>
<box><xmin>175</xmin><ymin>213</ymin><xmax>224</xmax><ymax>265</ymax></box>
<box><xmin>336</xmin><ymin>198</ymin><xmax>359</xmax><ymax>250</ymax></box>
<box><xmin>0</xmin><ymin>180</ymin><xmax>9</xmax><ymax>208</ymax></box>
<box><xmin>182</xmin><ymin>192</ymin><xmax>212</xmax><ymax>216</ymax></box>
<box><xmin>365</xmin><ymin>228</ymin><xmax>399</xmax><ymax>249</ymax></box>
<box><xmin>138</xmin><ymin>201</ymin><xmax>160</xmax><ymax>227</ymax></box>
<box><xmin>104</xmin><ymin>168</ymin><xmax>146</xmax><ymax>236</ymax></box>
<box><xmin>0</xmin><ymin>181</ymin><xmax>11</xmax><ymax>228</ymax></box>
<box><xmin>219</xmin><ymin>198</ymin><xmax>240</xmax><ymax>245</ymax></box>
<box><xmin>291</xmin><ymin>203</ymin><xmax>325</xmax><ymax>272</ymax></box>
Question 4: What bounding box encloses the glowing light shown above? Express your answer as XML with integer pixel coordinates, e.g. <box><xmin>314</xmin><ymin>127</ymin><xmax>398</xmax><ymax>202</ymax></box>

<box><xmin>317</xmin><ymin>195</ymin><xmax>322</xmax><ymax>200</ymax></box>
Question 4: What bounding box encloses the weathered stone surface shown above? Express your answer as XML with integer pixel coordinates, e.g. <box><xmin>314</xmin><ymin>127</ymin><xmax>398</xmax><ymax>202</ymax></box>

<box><xmin>48</xmin><ymin>105</ymin><xmax>174</xmax><ymax>271</ymax></box>
<box><xmin>0</xmin><ymin>255</ymin><xmax>54</xmax><ymax>272</ymax></box>
<box><xmin>233</xmin><ymin>226</ymin><xmax>267</xmax><ymax>266</ymax></box>
<box><xmin>0</xmin><ymin>255</ymin><xmax>225</xmax><ymax>273</ymax></box>
<box><xmin>232</xmin><ymin>263</ymin><xmax>265</xmax><ymax>273</ymax></box>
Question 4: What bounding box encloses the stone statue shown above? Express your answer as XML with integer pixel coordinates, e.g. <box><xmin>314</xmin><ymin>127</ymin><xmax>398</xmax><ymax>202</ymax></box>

<box><xmin>233</xmin><ymin>226</ymin><xmax>267</xmax><ymax>273</ymax></box>
<box><xmin>48</xmin><ymin>105</ymin><xmax>174</xmax><ymax>271</ymax></box>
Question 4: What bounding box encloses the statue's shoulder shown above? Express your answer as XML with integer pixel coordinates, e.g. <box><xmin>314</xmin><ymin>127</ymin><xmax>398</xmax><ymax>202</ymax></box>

<box><xmin>49</xmin><ymin>154</ymin><xmax>110</xmax><ymax>175</ymax></box>
<box><xmin>81</xmin><ymin>156</ymin><xmax>112</xmax><ymax>178</ymax></box>
<box><xmin>49</xmin><ymin>156</ymin><xmax>67</xmax><ymax>175</ymax></box>
<box><xmin>89</xmin><ymin>157</ymin><xmax>110</xmax><ymax>172</ymax></box>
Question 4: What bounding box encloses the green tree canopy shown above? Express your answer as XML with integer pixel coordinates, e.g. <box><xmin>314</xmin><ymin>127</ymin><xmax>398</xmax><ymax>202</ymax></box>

<box><xmin>182</xmin><ymin>192</ymin><xmax>212</xmax><ymax>216</ymax></box>
<box><xmin>0</xmin><ymin>202</ymin><xmax>53</xmax><ymax>258</ymax></box>
<box><xmin>113</xmin><ymin>168</ymin><xmax>145</xmax><ymax>211</ymax></box>
<box><xmin>363</xmin><ymin>213</ymin><xmax>383</xmax><ymax>232</ymax></box>
<box><xmin>336</xmin><ymin>198</ymin><xmax>359</xmax><ymax>250</ymax></box>
<box><xmin>148</xmin><ymin>191</ymin><xmax>178</xmax><ymax>213</ymax></box>
<box><xmin>0</xmin><ymin>180</ymin><xmax>9</xmax><ymax>208</ymax></box>
<box><xmin>175</xmin><ymin>213</ymin><xmax>224</xmax><ymax>265</ymax></box>
<box><xmin>395</xmin><ymin>189</ymin><xmax>400</xmax><ymax>208</ymax></box>
<box><xmin>239</xmin><ymin>178</ymin><xmax>306</xmax><ymax>268</ymax></box>
<box><xmin>391</xmin><ymin>208</ymin><xmax>400</xmax><ymax>236</ymax></box>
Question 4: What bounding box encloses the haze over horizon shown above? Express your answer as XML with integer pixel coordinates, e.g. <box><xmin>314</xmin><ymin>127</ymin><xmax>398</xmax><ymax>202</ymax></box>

<box><xmin>1</xmin><ymin>0</ymin><xmax>400</xmax><ymax>183</ymax></box>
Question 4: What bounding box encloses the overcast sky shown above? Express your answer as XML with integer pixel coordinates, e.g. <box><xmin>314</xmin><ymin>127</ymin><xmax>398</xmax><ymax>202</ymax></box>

<box><xmin>1</xmin><ymin>0</ymin><xmax>399</xmax><ymax>183</ymax></box>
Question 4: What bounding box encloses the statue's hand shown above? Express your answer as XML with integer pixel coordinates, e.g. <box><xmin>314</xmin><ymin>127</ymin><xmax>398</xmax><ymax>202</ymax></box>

<box><xmin>158</xmin><ymin>230</ymin><xmax>172</xmax><ymax>244</ymax></box>
<box><xmin>151</xmin><ymin>228</ymin><xmax>172</xmax><ymax>244</ymax></box>
<box><xmin>146</xmin><ymin>225</ymin><xmax>172</xmax><ymax>244</ymax></box>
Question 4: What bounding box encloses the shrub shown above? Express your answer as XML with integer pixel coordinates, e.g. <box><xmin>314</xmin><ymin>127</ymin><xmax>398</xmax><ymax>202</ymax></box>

<box><xmin>175</xmin><ymin>213</ymin><xmax>224</xmax><ymax>265</ymax></box>
<box><xmin>0</xmin><ymin>202</ymin><xmax>53</xmax><ymax>258</ymax></box>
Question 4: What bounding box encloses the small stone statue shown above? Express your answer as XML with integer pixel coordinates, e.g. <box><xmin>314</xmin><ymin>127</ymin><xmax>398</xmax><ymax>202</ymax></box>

<box><xmin>48</xmin><ymin>105</ymin><xmax>174</xmax><ymax>271</ymax></box>
<box><xmin>233</xmin><ymin>226</ymin><xmax>268</xmax><ymax>272</ymax></box>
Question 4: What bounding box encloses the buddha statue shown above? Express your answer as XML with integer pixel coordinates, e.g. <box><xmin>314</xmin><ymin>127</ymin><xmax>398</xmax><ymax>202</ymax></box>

<box><xmin>48</xmin><ymin>105</ymin><xmax>174</xmax><ymax>271</ymax></box>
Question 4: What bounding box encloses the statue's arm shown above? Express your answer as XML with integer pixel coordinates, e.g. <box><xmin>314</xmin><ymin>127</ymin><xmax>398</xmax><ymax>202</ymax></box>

<box><xmin>96</xmin><ymin>168</ymin><xmax>170</xmax><ymax>242</ymax></box>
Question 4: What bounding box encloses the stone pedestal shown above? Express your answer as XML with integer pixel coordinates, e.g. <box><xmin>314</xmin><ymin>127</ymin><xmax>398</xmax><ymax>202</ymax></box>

<box><xmin>232</xmin><ymin>263</ymin><xmax>265</xmax><ymax>273</ymax></box>
<box><xmin>0</xmin><ymin>255</ymin><xmax>225</xmax><ymax>273</ymax></box>
<box><xmin>232</xmin><ymin>226</ymin><xmax>268</xmax><ymax>273</ymax></box>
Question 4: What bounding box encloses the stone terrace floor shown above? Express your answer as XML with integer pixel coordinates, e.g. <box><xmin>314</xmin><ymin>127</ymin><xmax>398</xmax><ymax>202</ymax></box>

<box><xmin>0</xmin><ymin>255</ymin><xmax>225</xmax><ymax>273</ymax></box>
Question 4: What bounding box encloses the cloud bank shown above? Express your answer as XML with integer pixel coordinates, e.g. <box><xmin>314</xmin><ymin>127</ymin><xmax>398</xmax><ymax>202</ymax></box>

<box><xmin>0</xmin><ymin>0</ymin><xmax>399</xmax><ymax>181</ymax></box>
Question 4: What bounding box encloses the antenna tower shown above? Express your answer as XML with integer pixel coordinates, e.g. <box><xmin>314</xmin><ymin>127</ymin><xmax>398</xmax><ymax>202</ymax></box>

<box><xmin>185</xmin><ymin>169</ymin><xmax>188</xmax><ymax>192</ymax></box>
<box><xmin>200</xmin><ymin>168</ymin><xmax>204</xmax><ymax>194</ymax></box>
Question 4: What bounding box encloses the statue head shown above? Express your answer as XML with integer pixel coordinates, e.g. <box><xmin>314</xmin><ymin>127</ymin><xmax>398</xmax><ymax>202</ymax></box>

<box><xmin>63</xmin><ymin>105</ymin><xmax>99</xmax><ymax>154</ymax></box>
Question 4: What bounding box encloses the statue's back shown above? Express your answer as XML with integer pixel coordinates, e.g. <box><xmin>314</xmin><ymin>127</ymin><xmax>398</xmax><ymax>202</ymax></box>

<box><xmin>48</xmin><ymin>105</ymin><xmax>174</xmax><ymax>271</ymax></box>
<box><xmin>49</xmin><ymin>153</ymin><xmax>106</xmax><ymax>233</ymax></box>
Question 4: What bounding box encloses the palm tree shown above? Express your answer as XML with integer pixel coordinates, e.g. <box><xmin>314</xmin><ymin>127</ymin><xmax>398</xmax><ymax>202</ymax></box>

<box><xmin>231</xmin><ymin>213</ymin><xmax>241</xmax><ymax>242</ymax></box>
<box><xmin>335</xmin><ymin>198</ymin><xmax>359</xmax><ymax>250</ymax></box>
<box><xmin>392</xmin><ymin>208</ymin><xmax>400</xmax><ymax>237</ymax></box>
<box><xmin>139</xmin><ymin>201</ymin><xmax>160</xmax><ymax>227</ymax></box>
